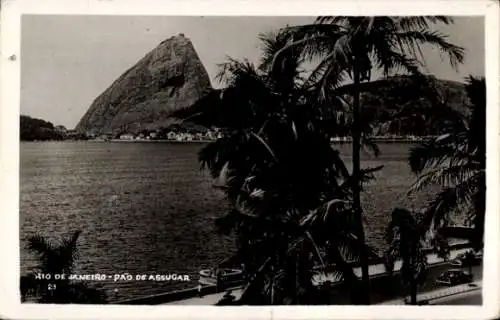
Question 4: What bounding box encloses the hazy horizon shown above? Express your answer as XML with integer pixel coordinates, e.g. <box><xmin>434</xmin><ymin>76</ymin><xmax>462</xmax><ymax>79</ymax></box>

<box><xmin>21</xmin><ymin>16</ymin><xmax>484</xmax><ymax>129</ymax></box>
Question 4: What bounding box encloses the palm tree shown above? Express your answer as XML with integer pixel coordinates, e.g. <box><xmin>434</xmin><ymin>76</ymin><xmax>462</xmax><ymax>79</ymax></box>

<box><xmin>278</xmin><ymin>16</ymin><xmax>465</xmax><ymax>303</ymax></box>
<box><xmin>385</xmin><ymin>208</ymin><xmax>427</xmax><ymax>305</ymax></box>
<box><xmin>408</xmin><ymin>76</ymin><xmax>485</xmax><ymax>250</ymax></box>
<box><xmin>461</xmin><ymin>250</ymin><xmax>477</xmax><ymax>274</ymax></box>
<box><xmin>178</xmin><ymin>31</ymin><xmax>377</xmax><ymax>305</ymax></box>
<box><xmin>21</xmin><ymin>231</ymin><xmax>106</xmax><ymax>303</ymax></box>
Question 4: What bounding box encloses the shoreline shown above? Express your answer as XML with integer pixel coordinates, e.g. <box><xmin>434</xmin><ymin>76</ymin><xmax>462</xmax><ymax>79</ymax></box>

<box><xmin>19</xmin><ymin>140</ymin><xmax>446</xmax><ymax>303</ymax></box>
<box><xmin>21</xmin><ymin>138</ymin><xmax>432</xmax><ymax>144</ymax></box>
<box><xmin>115</xmin><ymin>242</ymin><xmax>473</xmax><ymax>305</ymax></box>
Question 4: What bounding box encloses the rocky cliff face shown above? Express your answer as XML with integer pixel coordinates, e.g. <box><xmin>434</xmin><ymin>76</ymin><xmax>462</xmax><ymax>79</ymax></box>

<box><xmin>76</xmin><ymin>34</ymin><xmax>212</xmax><ymax>134</ymax></box>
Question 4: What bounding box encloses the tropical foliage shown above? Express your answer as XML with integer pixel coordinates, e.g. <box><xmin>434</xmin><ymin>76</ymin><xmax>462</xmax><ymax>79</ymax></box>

<box><xmin>279</xmin><ymin>16</ymin><xmax>465</xmax><ymax>303</ymax></box>
<box><xmin>20</xmin><ymin>115</ymin><xmax>65</xmax><ymax>141</ymax></box>
<box><xmin>385</xmin><ymin>208</ymin><xmax>428</xmax><ymax>305</ymax></box>
<box><xmin>20</xmin><ymin>231</ymin><xmax>107</xmax><ymax>304</ymax></box>
<box><xmin>175</xmin><ymin>16</ymin><xmax>469</xmax><ymax>305</ymax></box>
<box><xmin>408</xmin><ymin>76</ymin><xmax>486</xmax><ymax>250</ymax></box>
<box><xmin>461</xmin><ymin>250</ymin><xmax>478</xmax><ymax>274</ymax></box>
<box><xmin>186</xmin><ymin>30</ymin><xmax>379</xmax><ymax>305</ymax></box>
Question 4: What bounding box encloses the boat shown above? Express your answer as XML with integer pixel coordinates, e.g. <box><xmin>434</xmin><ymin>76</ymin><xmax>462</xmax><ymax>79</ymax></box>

<box><xmin>198</xmin><ymin>268</ymin><xmax>244</xmax><ymax>288</ymax></box>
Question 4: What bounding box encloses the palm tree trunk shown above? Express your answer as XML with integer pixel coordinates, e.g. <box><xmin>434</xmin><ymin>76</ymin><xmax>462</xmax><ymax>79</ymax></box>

<box><xmin>472</xmin><ymin>189</ymin><xmax>485</xmax><ymax>250</ymax></box>
<box><xmin>410</xmin><ymin>281</ymin><xmax>417</xmax><ymax>305</ymax></box>
<box><xmin>352</xmin><ymin>62</ymin><xmax>370</xmax><ymax>304</ymax></box>
<box><xmin>295</xmin><ymin>252</ymin><xmax>299</xmax><ymax>304</ymax></box>
<box><xmin>270</xmin><ymin>259</ymin><xmax>275</xmax><ymax>305</ymax></box>
<box><xmin>410</xmin><ymin>244</ymin><xmax>417</xmax><ymax>305</ymax></box>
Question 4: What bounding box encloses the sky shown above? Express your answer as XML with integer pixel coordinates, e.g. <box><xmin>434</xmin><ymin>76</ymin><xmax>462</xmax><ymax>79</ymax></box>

<box><xmin>20</xmin><ymin>16</ymin><xmax>484</xmax><ymax>129</ymax></box>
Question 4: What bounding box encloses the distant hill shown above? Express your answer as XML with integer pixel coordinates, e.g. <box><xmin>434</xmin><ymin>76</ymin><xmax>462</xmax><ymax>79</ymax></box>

<box><xmin>75</xmin><ymin>34</ymin><xmax>212</xmax><ymax>135</ymax></box>
<box><xmin>20</xmin><ymin>115</ymin><xmax>64</xmax><ymax>141</ymax></box>
<box><xmin>173</xmin><ymin>75</ymin><xmax>471</xmax><ymax>136</ymax></box>
<box><xmin>351</xmin><ymin>76</ymin><xmax>468</xmax><ymax>114</ymax></box>
<box><xmin>75</xmin><ymin>30</ymin><xmax>471</xmax><ymax>137</ymax></box>
<box><xmin>351</xmin><ymin>76</ymin><xmax>470</xmax><ymax>135</ymax></box>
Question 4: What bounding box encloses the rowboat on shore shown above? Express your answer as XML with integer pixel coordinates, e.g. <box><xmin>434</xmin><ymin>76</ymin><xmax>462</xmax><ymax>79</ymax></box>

<box><xmin>198</xmin><ymin>268</ymin><xmax>244</xmax><ymax>287</ymax></box>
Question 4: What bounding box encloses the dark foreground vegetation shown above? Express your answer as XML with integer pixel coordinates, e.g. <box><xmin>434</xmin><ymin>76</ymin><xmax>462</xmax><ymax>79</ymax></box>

<box><xmin>20</xmin><ymin>231</ymin><xmax>107</xmax><ymax>304</ymax></box>
<box><xmin>20</xmin><ymin>115</ymin><xmax>86</xmax><ymax>141</ymax></box>
<box><xmin>179</xmin><ymin>16</ymin><xmax>485</xmax><ymax>305</ymax></box>
<box><xmin>22</xmin><ymin>16</ymin><xmax>485</xmax><ymax>306</ymax></box>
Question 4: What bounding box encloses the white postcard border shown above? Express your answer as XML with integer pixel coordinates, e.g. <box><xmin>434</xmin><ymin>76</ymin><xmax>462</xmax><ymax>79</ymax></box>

<box><xmin>1</xmin><ymin>1</ymin><xmax>498</xmax><ymax>319</ymax></box>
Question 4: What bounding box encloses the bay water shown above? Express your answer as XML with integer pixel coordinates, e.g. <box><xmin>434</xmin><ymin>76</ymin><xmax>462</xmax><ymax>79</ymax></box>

<box><xmin>20</xmin><ymin>141</ymin><xmax>434</xmax><ymax>302</ymax></box>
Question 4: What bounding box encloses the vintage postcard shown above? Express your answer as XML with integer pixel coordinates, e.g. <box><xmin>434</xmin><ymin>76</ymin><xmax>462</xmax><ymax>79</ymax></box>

<box><xmin>0</xmin><ymin>0</ymin><xmax>499</xmax><ymax>319</ymax></box>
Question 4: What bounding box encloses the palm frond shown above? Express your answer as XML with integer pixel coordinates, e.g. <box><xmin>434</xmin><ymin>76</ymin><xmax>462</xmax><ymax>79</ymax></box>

<box><xmin>305</xmin><ymin>231</ymin><xmax>328</xmax><ymax>274</ymax></box>
<box><xmin>302</xmin><ymin>198</ymin><xmax>352</xmax><ymax>226</ymax></box>
<box><xmin>397</xmin><ymin>16</ymin><xmax>455</xmax><ymax>32</ymax></box>
<box><xmin>302</xmin><ymin>196</ymin><xmax>355</xmax><ymax>230</ymax></box>
<box><xmin>373</xmin><ymin>45</ymin><xmax>424</xmax><ymax>77</ymax></box>
<box><xmin>27</xmin><ymin>234</ymin><xmax>54</xmax><ymax>255</ymax></box>
<box><xmin>419</xmin><ymin>173</ymin><xmax>482</xmax><ymax>233</ymax></box>
<box><xmin>332</xmin><ymin>149</ymin><xmax>351</xmax><ymax>181</ymax></box>
<box><xmin>58</xmin><ymin>230</ymin><xmax>81</xmax><ymax>273</ymax></box>
<box><xmin>361</xmin><ymin>135</ymin><xmax>380</xmax><ymax>157</ymax></box>
<box><xmin>216</xmin><ymin>57</ymin><xmax>259</xmax><ymax>85</ymax></box>
<box><xmin>325</xmin><ymin>243</ymin><xmax>359</xmax><ymax>285</ymax></box>
<box><xmin>408</xmin><ymin>162</ymin><xmax>482</xmax><ymax>194</ymax></box>
<box><xmin>395</xmin><ymin>30</ymin><xmax>465</xmax><ymax>69</ymax></box>
<box><xmin>259</xmin><ymin>29</ymin><xmax>303</xmax><ymax>77</ymax></box>
<box><xmin>302</xmin><ymin>49</ymin><xmax>350</xmax><ymax>95</ymax></box>
<box><xmin>273</xmin><ymin>23</ymin><xmax>345</xmax><ymax>67</ymax></box>
<box><xmin>258</xmin><ymin>30</ymin><xmax>285</xmax><ymax>72</ymax></box>
<box><xmin>360</xmin><ymin>165</ymin><xmax>384</xmax><ymax>183</ymax></box>
<box><xmin>408</xmin><ymin>136</ymin><xmax>469</xmax><ymax>174</ymax></box>
<box><xmin>250</xmin><ymin>132</ymin><xmax>278</xmax><ymax>163</ymax></box>
<box><xmin>337</xmin><ymin>232</ymin><xmax>380</xmax><ymax>263</ymax></box>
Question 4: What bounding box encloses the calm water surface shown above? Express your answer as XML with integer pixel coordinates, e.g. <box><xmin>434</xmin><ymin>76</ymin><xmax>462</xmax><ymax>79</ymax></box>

<box><xmin>20</xmin><ymin>141</ymin><xmax>435</xmax><ymax>302</ymax></box>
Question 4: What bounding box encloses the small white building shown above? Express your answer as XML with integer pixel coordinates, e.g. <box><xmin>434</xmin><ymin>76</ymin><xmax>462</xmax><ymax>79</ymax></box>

<box><xmin>167</xmin><ymin>131</ymin><xmax>177</xmax><ymax>140</ymax></box>
<box><xmin>185</xmin><ymin>133</ymin><xmax>194</xmax><ymax>141</ymax></box>
<box><xmin>195</xmin><ymin>133</ymin><xmax>204</xmax><ymax>141</ymax></box>
<box><xmin>120</xmin><ymin>133</ymin><xmax>135</xmax><ymax>140</ymax></box>
<box><xmin>205</xmin><ymin>131</ymin><xmax>216</xmax><ymax>140</ymax></box>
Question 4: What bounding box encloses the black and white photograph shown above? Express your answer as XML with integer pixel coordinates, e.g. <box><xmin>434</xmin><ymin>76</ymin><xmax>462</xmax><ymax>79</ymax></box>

<box><xmin>1</xmin><ymin>0</ymin><xmax>499</xmax><ymax>319</ymax></box>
